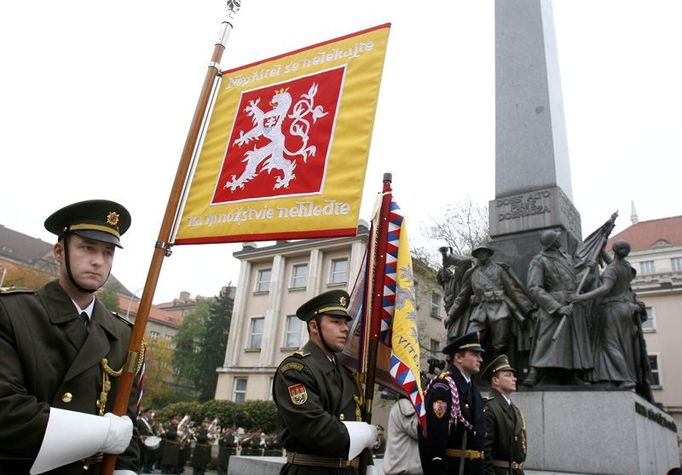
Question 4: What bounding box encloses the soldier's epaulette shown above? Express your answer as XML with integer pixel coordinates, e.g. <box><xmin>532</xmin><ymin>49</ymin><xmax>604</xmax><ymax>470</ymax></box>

<box><xmin>483</xmin><ymin>394</ymin><xmax>494</xmax><ymax>401</ymax></box>
<box><xmin>279</xmin><ymin>361</ymin><xmax>305</xmax><ymax>374</ymax></box>
<box><xmin>293</xmin><ymin>350</ymin><xmax>310</xmax><ymax>358</ymax></box>
<box><xmin>0</xmin><ymin>286</ymin><xmax>35</xmax><ymax>296</ymax></box>
<box><xmin>112</xmin><ymin>311</ymin><xmax>134</xmax><ymax>327</ymax></box>
<box><xmin>438</xmin><ymin>371</ymin><xmax>451</xmax><ymax>380</ymax></box>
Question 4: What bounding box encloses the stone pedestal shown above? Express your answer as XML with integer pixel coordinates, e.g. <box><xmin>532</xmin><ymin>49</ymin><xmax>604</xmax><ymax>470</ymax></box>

<box><xmin>512</xmin><ymin>389</ymin><xmax>679</xmax><ymax>475</ymax></box>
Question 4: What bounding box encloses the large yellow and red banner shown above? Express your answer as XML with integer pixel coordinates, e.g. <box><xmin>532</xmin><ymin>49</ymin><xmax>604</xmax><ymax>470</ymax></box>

<box><xmin>174</xmin><ymin>24</ymin><xmax>390</xmax><ymax>244</ymax></box>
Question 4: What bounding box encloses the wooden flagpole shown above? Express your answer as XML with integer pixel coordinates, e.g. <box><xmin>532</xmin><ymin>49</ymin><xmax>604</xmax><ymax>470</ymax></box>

<box><xmin>100</xmin><ymin>3</ymin><xmax>241</xmax><ymax>473</ymax></box>
<box><xmin>360</xmin><ymin>172</ymin><xmax>392</xmax><ymax>474</ymax></box>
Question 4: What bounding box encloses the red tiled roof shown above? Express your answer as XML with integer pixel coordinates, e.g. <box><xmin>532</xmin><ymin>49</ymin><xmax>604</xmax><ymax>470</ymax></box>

<box><xmin>117</xmin><ymin>295</ymin><xmax>184</xmax><ymax>328</ymax></box>
<box><xmin>608</xmin><ymin>215</ymin><xmax>682</xmax><ymax>251</ymax></box>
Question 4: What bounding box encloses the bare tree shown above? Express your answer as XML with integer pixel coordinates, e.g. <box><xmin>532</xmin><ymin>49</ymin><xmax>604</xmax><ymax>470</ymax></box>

<box><xmin>427</xmin><ymin>197</ymin><xmax>489</xmax><ymax>253</ymax></box>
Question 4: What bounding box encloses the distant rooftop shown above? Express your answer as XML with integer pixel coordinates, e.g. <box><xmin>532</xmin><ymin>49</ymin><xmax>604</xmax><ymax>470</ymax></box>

<box><xmin>608</xmin><ymin>215</ymin><xmax>682</xmax><ymax>252</ymax></box>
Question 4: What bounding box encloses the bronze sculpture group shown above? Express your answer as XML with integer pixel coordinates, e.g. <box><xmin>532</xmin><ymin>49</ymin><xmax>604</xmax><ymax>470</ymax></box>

<box><xmin>437</xmin><ymin>222</ymin><xmax>653</xmax><ymax>401</ymax></box>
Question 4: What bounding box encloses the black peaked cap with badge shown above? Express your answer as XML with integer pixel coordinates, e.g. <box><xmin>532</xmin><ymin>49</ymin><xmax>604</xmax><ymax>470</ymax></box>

<box><xmin>442</xmin><ymin>331</ymin><xmax>485</xmax><ymax>355</ymax></box>
<box><xmin>481</xmin><ymin>354</ymin><xmax>515</xmax><ymax>381</ymax></box>
<box><xmin>44</xmin><ymin>199</ymin><xmax>131</xmax><ymax>248</ymax></box>
<box><xmin>296</xmin><ymin>289</ymin><xmax>351</xmax><ymax>322</ymax></box>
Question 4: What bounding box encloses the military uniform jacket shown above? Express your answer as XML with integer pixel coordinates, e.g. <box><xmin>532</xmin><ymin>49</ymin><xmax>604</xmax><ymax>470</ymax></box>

<box><xmin>192</xmin><ymin>427</ymin><xmax>212</xmax><ymax>468</ymax></box>
<box><xmin>420</xmin><ymin>369</ymin><xmax>485</xmax><ymax>475</ymax></box>
<box><xmin>0</xmin><ymin>281</ymin><xmax>139</xmax><ymax>474</ymax></box>
<box><xmin>483</xmin><ymin>390</ymin><xmax>526</xmax><ymax>475</ymax></box>
<box><xmin>273</xmin><ymin>340</ymin><xmax>364</xmax><ymax>474</ymax></box>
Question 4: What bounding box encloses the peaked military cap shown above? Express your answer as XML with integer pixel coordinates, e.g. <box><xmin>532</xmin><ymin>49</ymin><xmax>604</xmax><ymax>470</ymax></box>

<box><xmin>44</xmin><ymin>199</ymin><xmax>131</xmax><ymax>248</ymax></box>
<box><xmin>471</xmin><ymin>245</ymin><xmax>494</xmax><ymax>258</ymax></box>
<box><xmin>296</xmin><ymin>289</ymin><xmax>351</xmax><ymax>322</ymax></box>
<box><xmin>481</xmin><ymin>354</ymin><xmax>515</xmax><ymax>381</ymax></box>
<box><xmin>442</xmin><ymin>331</ymin><xmax>485</xmax><ymax>355</ymax></box>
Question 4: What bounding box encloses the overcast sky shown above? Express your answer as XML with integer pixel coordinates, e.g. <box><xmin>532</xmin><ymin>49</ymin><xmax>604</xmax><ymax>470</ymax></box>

<box><xmin>1</xmin><ymin>1</ymin><xmax>680</xmax><ymax>303</ymax></box>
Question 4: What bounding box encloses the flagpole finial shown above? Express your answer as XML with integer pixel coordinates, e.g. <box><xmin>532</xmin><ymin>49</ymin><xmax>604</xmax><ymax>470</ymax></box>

<box><xmin>383</xmin><ymin>172</ymin><xmax>392</xmax><ymax>183</ymax></box>
<box><xmin>225</xmin><ymin>0</ymin><xmax>241</xmax><ymax>23</ymax></box>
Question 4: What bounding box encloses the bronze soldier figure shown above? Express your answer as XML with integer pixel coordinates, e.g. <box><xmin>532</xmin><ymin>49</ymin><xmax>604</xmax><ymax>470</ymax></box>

<box><xmin>571</xmin><ymin>240</ymin><xmax>642</xmax><ymax>389</ymax></box>
<box><xmin>482</xmin><ymin>355</ymin><xmax>526</xmax><ymax>475</ymax></box>
<box><xmin>524</xmin><ymin>230</ymin><xmax>593</xmax><ymax>386</ymax></box>
<box><xmin>439</xmin><ymin>246</ymin><xmax>474</xmax><ymax>339</ymax></box>
<box><xmin>450</xmin><ymin>246</ymin><xmax>535</xmax><ymax>362</ymax></box>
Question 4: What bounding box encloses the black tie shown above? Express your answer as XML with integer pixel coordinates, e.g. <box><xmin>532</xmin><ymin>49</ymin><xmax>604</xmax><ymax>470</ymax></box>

<box><xmin>80</xmin><ymin>312</ymin><xmax>90</xmax><ymax>332</ymax></box>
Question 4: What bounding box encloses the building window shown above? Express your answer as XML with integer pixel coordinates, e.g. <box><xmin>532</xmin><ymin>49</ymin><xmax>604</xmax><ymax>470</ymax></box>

<box><xmin>149</xmin><ymin>330</ymin><xmax>160</xmax><ymax>339</ymax></box>
<box><xmin>283</xmin><ymin>315</ymin><xmax>301</xmax><ymax>348</ymax></box>
<box><xmin>641</xmin><ymin>306</ymin><xmax>655</xmax><ymax>332</ymax></box>
<box><xmin>255</xmin><ymin>269</ymin><xmax>271</xmax><ymax>293</ymax></box>
<box><xmin>290</xmin><ymin>264</ymin><xmax>308</xmax><ymax>289</ymax></box>
<box><xmin>247</xmin><ymin>317</ymin><xmax>265</xmax><ymax>349</ymax></box>
<box><xmin>671</xmin><ymin>257</ymin><xmax>682</xmax><ymax>271</ymax></box>
<box><xmin>640</xmin><ymin>260</ymin><xmax>655</xmax><ymax>275</ymax></box>
<box><xmin>430</xmin><ymin>338</ymin><xmax>441</xmax><ymax>353</ymax></box>
<box><xmin>430</xmin><ymin>291</ymin><xmax>441</xmax><ymax>318</ymax></box>
<box><xmin>329</xmin><ymin>259</ymin><xmax>348</xmax><ymax>285</ymax></box>
<box><xmin>233</xmin><ymin>377</ymin><xmax>247</xmax><ymax>403</ymax></box>
<box><xmin>648</xmin><ymin>354</ymin><xmax>662</xmax><ymax>388</ymax></box>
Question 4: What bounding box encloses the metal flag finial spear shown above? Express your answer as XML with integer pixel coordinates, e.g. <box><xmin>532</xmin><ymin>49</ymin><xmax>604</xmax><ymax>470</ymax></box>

<box><xmin>100</xmin><ymin>4</ymin><xmax>241</xmax><ymax>474</ymax></box>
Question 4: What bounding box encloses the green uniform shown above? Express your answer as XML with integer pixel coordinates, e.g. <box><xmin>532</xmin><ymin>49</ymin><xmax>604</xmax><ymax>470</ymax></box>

<box><xmin>0</xmin><ymin>280</ymin><xmax>139</xmax><ymax>474</ymax></box>
<box><xmin>273</xmin><ymin>340</ymin><xmax>364</xmax><ymax>474</ymax></box>
<box><xmin>483</xmin><ymin>390</ymin><xmax>526</xmax><ymax>475</ymax></box>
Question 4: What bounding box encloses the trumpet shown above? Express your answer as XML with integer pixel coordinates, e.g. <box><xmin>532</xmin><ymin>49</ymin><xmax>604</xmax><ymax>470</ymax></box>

<box><xmin>207</xmin><ymin>418</ymin><xmax>221</xmax><ymax>445</ymax></box>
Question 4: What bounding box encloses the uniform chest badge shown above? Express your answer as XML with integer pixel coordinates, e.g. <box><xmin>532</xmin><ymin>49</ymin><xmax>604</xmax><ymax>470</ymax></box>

<box><xmin>288</xmin><ymin>383</ymin><xmax>308</xmax><ymax>405</ymax></box>
<box><xmin>433</xmin><ymin>400</ymin><xmax>448</xmax><ymax>419</ymax></box>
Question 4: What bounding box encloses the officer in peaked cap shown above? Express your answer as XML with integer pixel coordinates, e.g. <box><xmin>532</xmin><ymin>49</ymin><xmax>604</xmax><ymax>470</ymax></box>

<box><xmin>0</xmin><ymin>199</ymin><xmax>138</xmax><ymax>474</ymax></box>
<box><xmin>481</xmin><ymin>355</ymin><xmax>527</xmax><ymax>474</ymax></box>
<box><xmin>419</xmin><ymin>331</ymin><xmax>486</xmax><ymax>475</ymax></box>
<box><xmin>273</xmin><ymin>289</ymin><xmax>378</xmax><ymax>473</ymax></box>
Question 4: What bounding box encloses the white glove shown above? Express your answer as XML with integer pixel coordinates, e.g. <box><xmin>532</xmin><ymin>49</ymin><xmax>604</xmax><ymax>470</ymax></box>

<box><xmin>342</xmin><ymin>421</ymin><xmax>378</xmax><ymax>460</ymax></box>
<box><xmin>101</xmin><ymin>413</ymin><xmax>133</xmax><ymax>454</ymax></box>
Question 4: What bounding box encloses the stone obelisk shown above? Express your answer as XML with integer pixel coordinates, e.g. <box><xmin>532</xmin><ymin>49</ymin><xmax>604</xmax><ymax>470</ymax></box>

<box><xmin>489</xmin><ymin>0</ymin><xmax>581</xmax><ymax>283</ymax></box>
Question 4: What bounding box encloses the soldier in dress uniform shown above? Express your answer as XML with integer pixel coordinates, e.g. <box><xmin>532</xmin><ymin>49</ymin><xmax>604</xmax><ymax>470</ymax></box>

<box><xmin>191</xmin><ymin>418</ymin><xmax>212</xmax><ymax>475</ymax></box>
<box><xmin>481</xmin><ymin>355</ymin><xmax>526</xmax><ymax>475</ymax></box>
<box><xmin>272</xmin><ymin>289</ymin><xmax>378</xmax><ymax>474</ymax></box>
<box><xmin>419</xmin><ymin>331</ymin><xmax>486</xmax><ymax>475</ymax></box>
<box><xmin>160</xmin><ymin>415</ymin><xmax>181</xmax><ymax>473</ymax></box>
<box><xmin>0</xmin><ymin>199</ymin><xmax>138</xmax><ymax>474</ymax></box>
<box><xmin>138</xmin><ymin>407</ymin><xmax>158</xmax><ymax>473</ymax></box>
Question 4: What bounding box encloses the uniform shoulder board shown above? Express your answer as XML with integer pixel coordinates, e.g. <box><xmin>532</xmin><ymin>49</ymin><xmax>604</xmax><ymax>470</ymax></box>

<box><xmin>483</xmin><ymin>394</ymin><xmax>494</xmax><ymax>401</ymax></box>
<box><xmin>293</xmin><ymin>350</ymin><xmax>311</xmax><ymax>358</ymax></box>
<box><xmin>112</xmin><ymin>311</ymin><xmax>134</xmax><ymax>327</ymax></box>
<box><xmin>0</xmin><ymin>286</ymin><xmax>35</xmax><ymax>296</ymax></box>
<box><xmin>438</xmin><ymin>371</ymin><xmax>450</xmax><ymax>380</ymax></box>
<box><xmin>279</xmin><ymin>361</ymin><xmax>305</xmax><ymax>374</ymax></box>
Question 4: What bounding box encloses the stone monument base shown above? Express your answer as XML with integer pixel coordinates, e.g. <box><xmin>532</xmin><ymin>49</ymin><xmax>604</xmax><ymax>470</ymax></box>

<box><xmin>512</xmin><ymin>389</ymin><xmax>679</xmax><ymax>475</ymax></box>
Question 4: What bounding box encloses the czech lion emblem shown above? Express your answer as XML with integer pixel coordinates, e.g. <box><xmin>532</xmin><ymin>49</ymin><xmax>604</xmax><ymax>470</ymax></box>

<box><xmin>212</xmin><ymin>67</ymin><xmax>345</xmax><ymax>204</ymax></box>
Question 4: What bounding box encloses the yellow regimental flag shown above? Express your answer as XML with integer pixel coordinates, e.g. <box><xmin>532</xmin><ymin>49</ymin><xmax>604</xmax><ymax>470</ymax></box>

<box><xmin>389</xmin><ymin>218</ymin><xmax>426</xmax><ymax>426</ymax></box>
<box><xmin>174</xmin><ymin>24</ymin><xmax>391</xmax><ymax>244</ymax></box>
